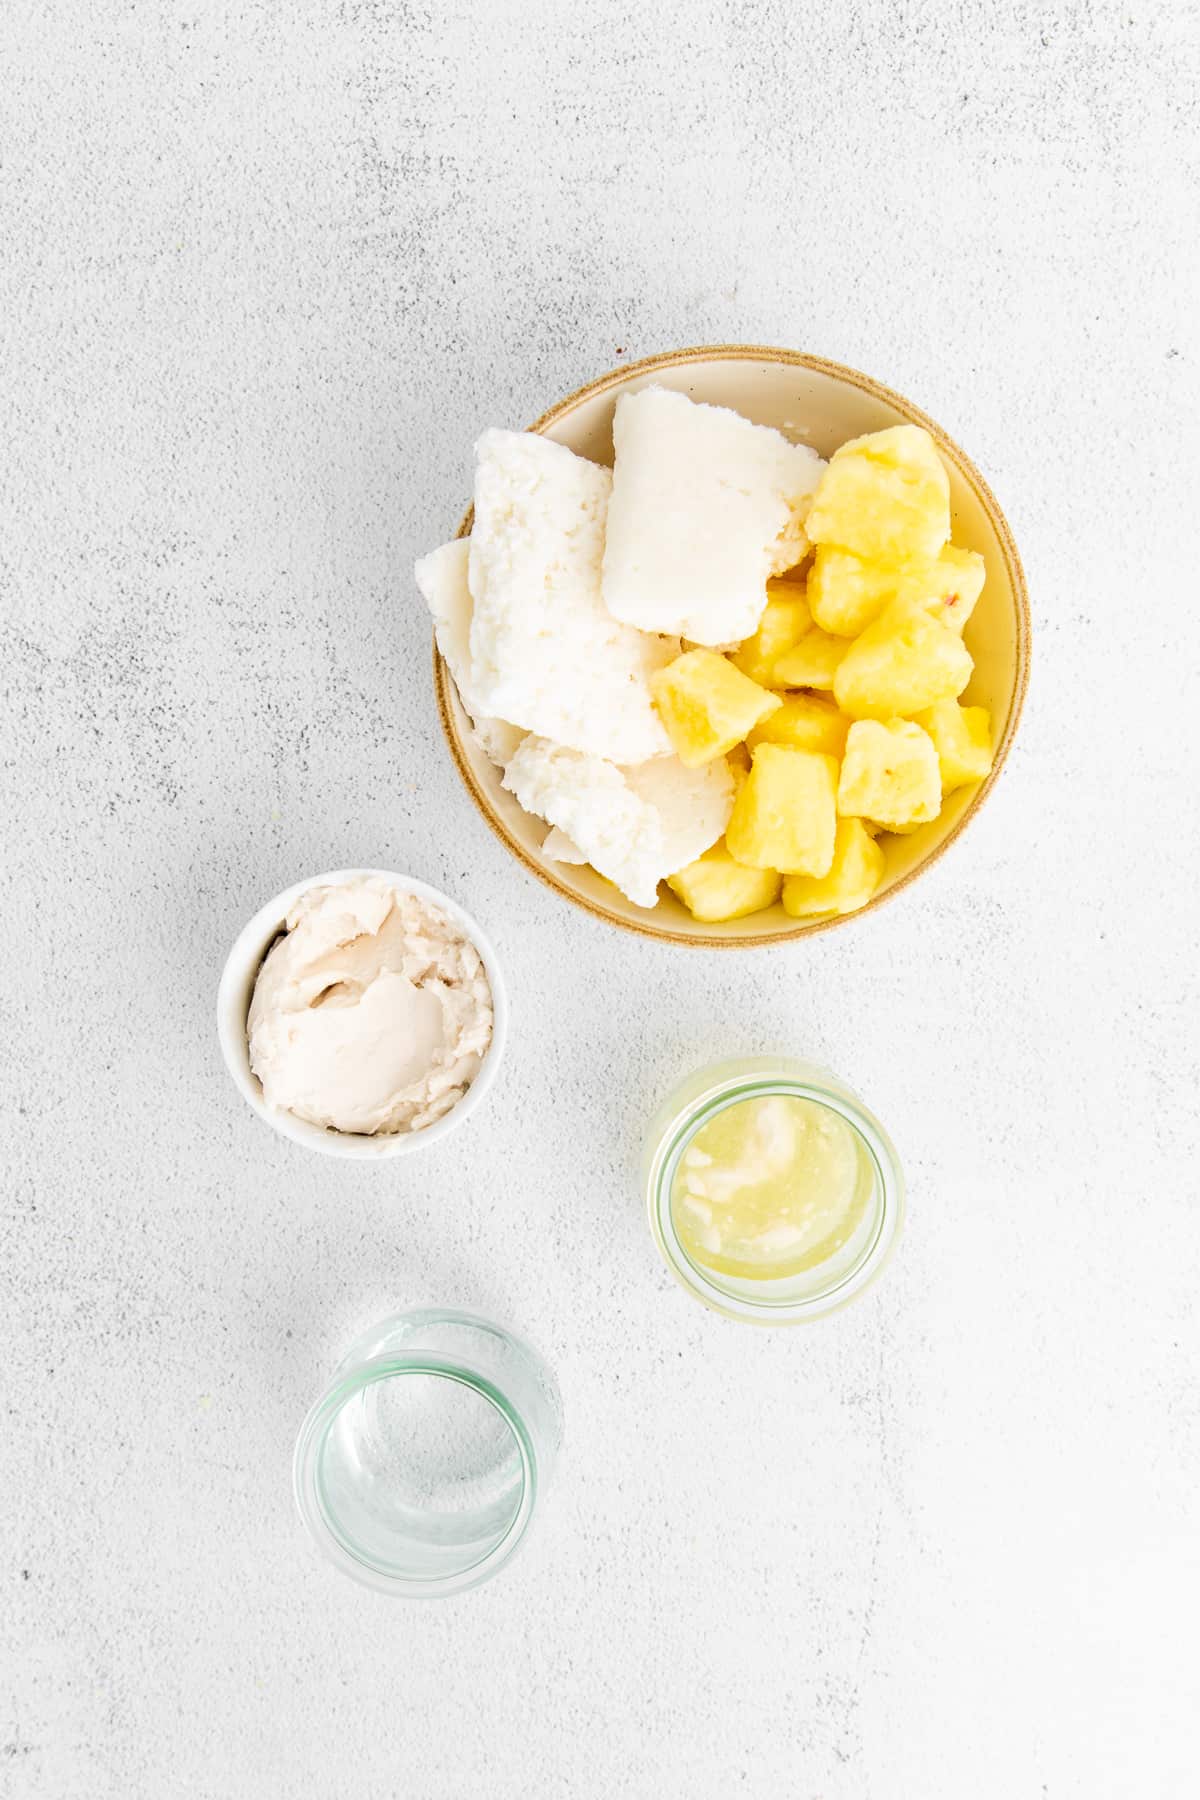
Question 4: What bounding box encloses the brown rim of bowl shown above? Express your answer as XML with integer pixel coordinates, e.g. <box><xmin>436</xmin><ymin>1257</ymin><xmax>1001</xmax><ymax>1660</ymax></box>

<box><xmin>433</xmin><ymin>344</ymin><xmax>1031</xmax><ymax>949</ymax></box>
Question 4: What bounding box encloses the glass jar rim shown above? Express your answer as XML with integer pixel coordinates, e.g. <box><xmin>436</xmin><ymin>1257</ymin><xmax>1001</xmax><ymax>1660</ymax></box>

<box><xmin>647</xmin><ymin>1070</ymin><xmax>904</xmax><ymax>1324</ymax></box>
<box><xmin>292</xmin><ymin>1354</ymin><xmax>537</xmax><ymax>1599</ymax></box>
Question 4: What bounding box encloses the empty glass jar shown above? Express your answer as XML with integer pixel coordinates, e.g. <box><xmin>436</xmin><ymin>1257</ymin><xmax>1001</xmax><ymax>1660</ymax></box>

<box><xmin>293</xmin><ymin>1308</ymin><xmax>562</xmax><ymax>1597</ymax></box>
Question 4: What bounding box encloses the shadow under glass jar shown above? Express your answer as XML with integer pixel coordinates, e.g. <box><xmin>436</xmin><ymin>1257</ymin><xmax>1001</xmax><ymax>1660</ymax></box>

<box><xmin>644</xmin><ymin>1057</ymin><xmax>904</xmax><ymax>1324</ymax></box>
<box><xmin>293</xmin><ymin>1308</ymin><xmax>562</xmax><ymax>1598</ymax></box>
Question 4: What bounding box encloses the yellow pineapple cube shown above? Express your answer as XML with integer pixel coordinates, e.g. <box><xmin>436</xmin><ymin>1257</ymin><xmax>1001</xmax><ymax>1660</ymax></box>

<box><xmin>914</xmin><ymin>699</ymin><xmax>994</xmax><ymax>790</ymax></box>
<box><xmin>650</xmin><ymin>648</ymin><xmax>780</xmax><ymax>767</ymax></box>
<box><xmin>833</xmin><ymin>599</ymin><xmax>972</xmax><ymax>720</ymax></box>
<box><xmin>667</xmin><ymin>841</ymin><xmax>782</xmax><ymax>922</ymax></box>
<box><xmin>730</xmin><ymin>581</ymin><xmax>812</xmax><ymax>685</ymax></box>
<box><xmin>782</xmin><ymin>818</ymin><xmax>885</xmax><ymax>918</ymax></box>
<box><xmin>746</xmin><ymin>692</ymin><xmax>849</xmax><ymax>758</ymax></box>
<box><xmin>807</xmin><ymin>547</ymin><xmax>898</xmax><ymax>638</ymax></box>
<box><xmin>809</xmin><ymin>543</ymin><xmax>985</xmax><ymax>639</ymax></box>
<box><xmin>771</xmin><ymin>629</ymin><xmax>851</xmax><ymax>692</ymax></box>
<box><xmin>726</xmin><ymin>744</ymin><xmax>839</xmax><ymax>876</ymax></box>
<box><xmin>898</xmin><ymin>546</ymin><xmax>986</xmax><ymax>635</ymax></box>
<box><xmin>806</xmin><ymin>425</ymin><xmax>950</xmax><ymax>562</ymax></box>
<box><xmin>837</xmin><ymin>719</ymin><xmax>941</xmax><ymax>830</ymax></box>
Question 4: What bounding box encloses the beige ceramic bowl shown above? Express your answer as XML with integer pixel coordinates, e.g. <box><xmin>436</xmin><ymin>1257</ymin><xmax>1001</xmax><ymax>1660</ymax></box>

<box><xmin>435</xmin><ymin>345</ymin><xmax>1029</xmax><ymax>947</ymax></box>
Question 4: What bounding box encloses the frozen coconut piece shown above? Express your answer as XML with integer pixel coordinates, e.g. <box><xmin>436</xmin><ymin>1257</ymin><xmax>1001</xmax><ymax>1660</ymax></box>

<box><xmin>467</xmin><ymin>430</ymin><xmax>674</xmax><ymax>764</ymax></box>
<box><xmin>503</xmin><ymin>738</ymin><xmax>732</xmax><ymax>909</ymax></box>
<box><xmin>504</xmin><ymin>741</ymin><xmax>660</xmax><ymax>907</ymax></box>
<box><xmin>623</xmin><ymin>754</ymin><xmax>735</xmax><ymax>883</ymax></box>
<box><xmin>415</xmin><ymin>539</ymin><xmax>525</xmax><ymax>767</ymax></box>
<box><xmin>601</xmin><ymin>387</ymin><xmax>826</xmax><ymax>645</ymax></box>
<box><xmin>541</xmin><ymin>826</ymin><xmax>587</xmax><ymax>863</ymax></box>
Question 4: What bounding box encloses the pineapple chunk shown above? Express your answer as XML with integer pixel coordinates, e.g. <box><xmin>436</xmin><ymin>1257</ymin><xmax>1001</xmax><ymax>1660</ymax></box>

<box><xmin>667</xmin><ymin>841</ymin><xmax>782</xmax><ymax>922</ymax></box>
<box><xmin>806</xmin><ymin>425</ymin><xmax>950</xmax><ymax>562</ymax></box>
<box><xmin>771</xmin><ymin>629</ymin><xmax>850</xmax><ymax>692</ymax></box>
<box><xmin>837</xmin><ymin>719</ymin><xmax>941</xmax><ymax>830</ymax></box>
<box><xmin>746</xmin><ymin>692</ymin><xmax>849</xmax><ymax>758</ymax></box>
<box><xmin>730</xmin><ymin>580</ymin><xmax>812</xmax><ymax>685</ymax></box>
<box><xmin>833</xmin><ymin>599</ymin><xmax>972</xmax><ymax>720</ymax></box>
<box><xmin>914</xmin><ymin>699</ymin><xmax>994</xmax><ymax>790</ymax></box>
<box><xmin>650</xmin><ymin>648</ymin><xmax>780</xmax><ymax>767</ymax></box>
<box><xmin>904</xmin><ymin>545</ymin><xmax>985</xmax><ymax>635</ymax></box>
<box><xmin>782</xmin><ymin>818</ymin><xmax>885</xmax><ymax>918</ymax></box>
<box><xmin>807</xmin><ymin>547</ymin><xmax>899</xmax><ymax>638</ymax></box>
<box><xmin>809</xmin><ymin>543</ymin><xmax>986</xmax><ymax>639</ymax></box>
<box><xmin>726</xmin><ymin>744</ymin><xmax>839</xmax><ymax>876</ymax></box>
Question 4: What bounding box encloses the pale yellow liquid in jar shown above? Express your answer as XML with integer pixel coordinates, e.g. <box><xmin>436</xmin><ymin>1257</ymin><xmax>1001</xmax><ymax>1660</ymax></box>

<box><xmin>670</xmin><ymin>1093</ymin><xmax>872</xmax><ymax>1280</ymax></box>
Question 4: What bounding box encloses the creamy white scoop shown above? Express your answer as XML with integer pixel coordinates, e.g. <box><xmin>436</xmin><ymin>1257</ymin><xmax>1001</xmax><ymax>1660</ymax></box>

<box><xmin>247</xmin><ymin>878</ymin><xmax>493</xmax><ymax>1135</ymax></box>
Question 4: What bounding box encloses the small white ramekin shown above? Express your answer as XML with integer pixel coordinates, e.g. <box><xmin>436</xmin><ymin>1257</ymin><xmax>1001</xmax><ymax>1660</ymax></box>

<box><xmin>216</xmin><ymin>869</ymin><xmax>508</xmax><ymax>1160</ymax></box>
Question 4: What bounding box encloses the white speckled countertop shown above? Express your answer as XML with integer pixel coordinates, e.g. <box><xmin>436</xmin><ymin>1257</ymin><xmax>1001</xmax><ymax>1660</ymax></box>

<box><xmin>3</xmin><ymin>3</ymin><xmax>1199</xmax><ymax>1796</ymax></box>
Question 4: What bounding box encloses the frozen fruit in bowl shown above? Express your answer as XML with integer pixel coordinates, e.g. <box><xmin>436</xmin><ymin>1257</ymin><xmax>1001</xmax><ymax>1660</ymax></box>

<box><xmin>726</xmin><ymin>745</ymin><xmax>839</xmax><ymax>878</ymax></box>
<box><xmin>666</xmin><ymin>843</ymin><xmax>783</xmax><ymax>924</ymax></box>
<box><xmin>836</xmin><ymin>719</ymin><xmax>942</xmax><ymax>832</ymax></box>
<box><xmin>806</xmin><ymin>424</ymin><xmax>950</xmax><ymax>562</ymax></box>
<box><xmin>650</xmin><ymin>649</ymin><xmax>780</xmax><ymax>768</ymax></box>
<box><xmin>420</xmin><ymin>375</ymin><xmax>1014</xmax><ymax>932</ymax></box>
<box><xmin>782</xmin><ymin>818</ymin><xmax>885</xmax><ymax>919</ymax></box>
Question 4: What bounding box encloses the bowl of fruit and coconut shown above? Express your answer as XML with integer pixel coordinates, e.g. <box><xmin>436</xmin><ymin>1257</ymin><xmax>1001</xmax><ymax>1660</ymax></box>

<box><xmin>417</xmin><ymin>346</ymin><xmax>1029</xmax><ymax>947</ymax></box>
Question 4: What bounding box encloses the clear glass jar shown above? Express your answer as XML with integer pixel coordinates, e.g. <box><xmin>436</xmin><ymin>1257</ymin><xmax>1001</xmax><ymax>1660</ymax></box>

<box><xmin>293</xmin><ymin>1308</ymin><xmax>562</xmax><ymax>1598</ymax></box>
<box><xmin>644</xmin><ymin>1057</ymin><xmax>904</xmax><ymax>1324</ymax></box>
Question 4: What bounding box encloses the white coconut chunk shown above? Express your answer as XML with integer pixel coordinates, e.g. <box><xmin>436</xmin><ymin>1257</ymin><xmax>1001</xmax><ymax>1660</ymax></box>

<box><xmin>466</xmin><ymin>430</ymin><xmax>675</xmax><ymax>763</ymax></box>
<box><xmin>623</xmin><ymin>756</ymin><xmax>734</xmax><ymax>885</ymax></box>
<box><xmin>541</xmin><ymin>826</ymin><xmax>587</xmax><ymax>864</ymax></box>
<box><xmin>502</xmin><ymin>739</ymin><xmax>732</xmax><ymax>910</ymax></box>
<box><xmin>414</xmin><ymin>538</ymin><xmax>525</xmax><ymax>767</ymax></box>
<box><xmin>601</xmin><ymin>386</ymin><xmax>826</xmax><ymax>645</ymax></box>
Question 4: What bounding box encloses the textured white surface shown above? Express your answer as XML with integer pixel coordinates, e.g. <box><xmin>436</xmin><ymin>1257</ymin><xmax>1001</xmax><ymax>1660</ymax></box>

<box><xmin>2</xmin><ymin>3</ymin><xmax>1199</xmax><ymax>1797</ymax></box>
